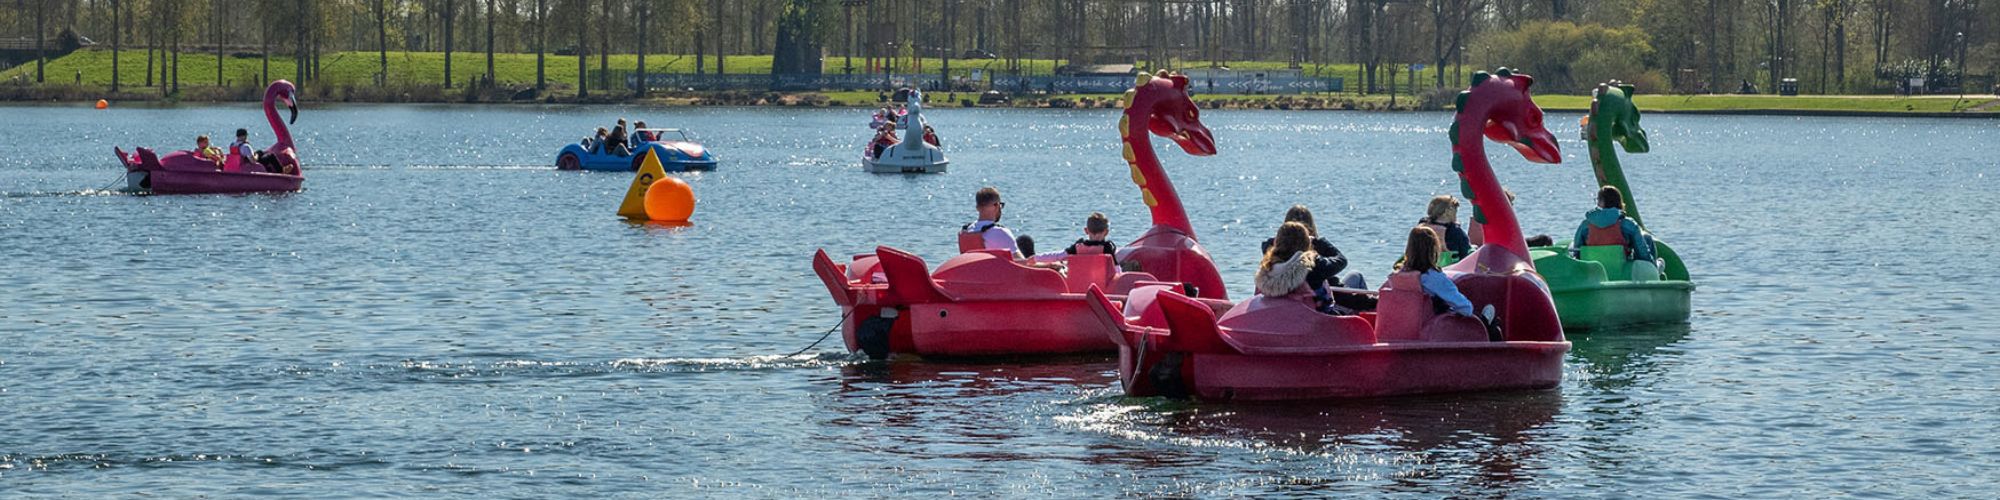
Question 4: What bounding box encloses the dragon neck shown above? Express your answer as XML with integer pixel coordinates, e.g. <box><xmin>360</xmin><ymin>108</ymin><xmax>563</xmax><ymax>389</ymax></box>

<box><xmin>1451</xmin><ymin>113</ymin><xmax>1529</xmax><ymax>261</ymax></box>
<box><xmin>1587</xmin><ymin>121</ymin><xmax>1641</xmax><ymax>226</ymax></box>
<box><xmin>1121</xmin><ymin>106</ymin><xmax>1195</xmax><ymax>238</ymax></box>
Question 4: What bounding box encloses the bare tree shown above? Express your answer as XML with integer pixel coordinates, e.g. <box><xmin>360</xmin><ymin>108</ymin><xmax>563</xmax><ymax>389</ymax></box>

<box><xmin>637</xmin><ymin>0</ymin><xmax>649</xmax><ymax>97</ymax></box>
<box><xmin>713</xmin><ymin>0</ymin><xmax>725</xmax><ymax>74</ymax></box>
<box><xmin>112</xmin><ymin>0</ymin><xmax>121</xmax><ymax>91</ymax></box>
<box><xmin>294</xmin><ymin>0</ymin><xmax>306</xmax><ymax>85</ymax></box>
<box><xmin>599</xmin><ymin>0</ymin><xmax>610</xmax><ymax>91</ymax></box>
<box><xmin>169</xmin><ymin>0</ymin><xmax>181</xmax><ymax>93</ymax></box>
<box><xmin>1431</xmin><ymin>0</ymin><xmax>1485</xmax><ymax>88</ymax></box>
<box><xmin>214</xmin><ymin>0</ymin><xmax>223</xmax><ymax>86</ymax></box>
<box><xmin>534</xmin><ymin>0</ymin><xmax>546</xmax><ymax>89</ymax></box>
<box><xmin>486</xmin><ymin>0</ymin><xmax>496</xmax><ymax>85</ymax></box>
<box><xmin>445</xmin><ymin>0</ymin><xmax>456</xmax><ymax>87</ymax></box>
<box><xmin>35</xmin><ymin>0</ymin><xmax>47</xmax><ymax>83</ymax></box>
<box><xmin>375</xmin><ymin>0</ymin><xmax>390</xmax><ymax>84</ymax></box>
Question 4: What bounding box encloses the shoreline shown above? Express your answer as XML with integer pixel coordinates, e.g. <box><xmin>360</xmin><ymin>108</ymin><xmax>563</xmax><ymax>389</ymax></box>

<box><xmin>4</xmin><ymin>87</ymin><xmax>1993</xmax><ymax>118</ymax></box>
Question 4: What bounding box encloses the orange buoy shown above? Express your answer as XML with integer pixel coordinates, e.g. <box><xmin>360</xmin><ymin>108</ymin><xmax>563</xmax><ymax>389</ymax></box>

<box><xmin>94</xmin><ymin>99</ymin><xmax>109</xmax><ymax>109</ymax></box>
<box><xmin>643</xmin><ymin>176</ymin><xmax>696</xmax><ymax>222</ymax></box>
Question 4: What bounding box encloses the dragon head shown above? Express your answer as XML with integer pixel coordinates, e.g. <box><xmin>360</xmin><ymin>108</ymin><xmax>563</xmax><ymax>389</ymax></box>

<box><xmin>1587</xmin><ymin>81</ymin><xmax>1648</xmax><ymax>153</ymax></box>
<box><xmin>1462</xmin><ymin>68</ymin><xmax>1559</xmax><ymax>164</ymax></box>
<box><xmin>1126</xmin><ymin>71</ymin><xmax>1215</xmax><ymax>156</ymax></box>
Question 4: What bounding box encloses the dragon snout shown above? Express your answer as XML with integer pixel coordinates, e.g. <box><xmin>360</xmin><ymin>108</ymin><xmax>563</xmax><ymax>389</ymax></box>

<box><xmin>1614</xmin><ymin>122</ymin><xmax>1649</xmax><ymax>153</ymax></box>
<box><xmin>1173</xmin><ymin>124</ymin><xmax>1217</xmax><ymax>156</ymax></box>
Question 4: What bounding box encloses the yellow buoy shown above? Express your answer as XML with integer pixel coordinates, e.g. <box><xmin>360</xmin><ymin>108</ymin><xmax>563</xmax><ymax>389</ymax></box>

<box><xmin>94</xmin><ymin>99</ymin><xmax>109</xmax><ymax>109</ymax></box>
<box><xmin>617</xmin><ymin>149</ymin><xmax>672</xmax><ymax>219</ymax></box>
<box><xmin>644</xmin><ymin>176</ymin><xmax>696</xmax><ymax>222</ymax></box>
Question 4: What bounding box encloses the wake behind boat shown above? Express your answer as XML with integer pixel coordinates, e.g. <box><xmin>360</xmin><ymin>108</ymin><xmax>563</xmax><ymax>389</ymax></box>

<box><xmin>116</xmin><ymin>80</ymin><xmax>303</xmax><ymax>195</ymax></box>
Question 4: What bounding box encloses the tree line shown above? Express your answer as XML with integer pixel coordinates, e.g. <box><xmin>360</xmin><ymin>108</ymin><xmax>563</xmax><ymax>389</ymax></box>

<box><xmin>4</xmin><ymin>0</ymin><xmax>1992</xmax><ymax>95</ymax></box>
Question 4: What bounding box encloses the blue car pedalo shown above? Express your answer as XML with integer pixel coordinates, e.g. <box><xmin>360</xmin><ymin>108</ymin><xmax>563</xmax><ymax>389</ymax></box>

<box><xmin>556</xmin><ymin>128</ymin><xmax>718</xmax><ymax>172</ymax></box>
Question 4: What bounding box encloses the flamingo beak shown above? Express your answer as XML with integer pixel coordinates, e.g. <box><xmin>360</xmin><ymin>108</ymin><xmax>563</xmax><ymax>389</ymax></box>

<box><xmin>287</xmin><ymin>100</ymin><xmax>298</xmax><ymax>125</ymax></box>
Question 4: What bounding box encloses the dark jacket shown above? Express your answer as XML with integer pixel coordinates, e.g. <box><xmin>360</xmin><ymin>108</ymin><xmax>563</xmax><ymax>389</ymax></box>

<box><xmin>1261</xmin><ymin>236</ymin><xmax>1348</xmax><ymax>290</ymax></box>
<box><xmin>607</xmin><ymin>126</ymin><xmax>630</xmax><ymax>154</ymax></box>
<box><xmin>1065</xmin><ymin>238</ymin><xmax>1117</xmax><ymax>256</ymax></box>
<box><xmin>1422</xmin><ymin>221</ymin><xmax>1472</xmax><ymax>259</ymax></box>
<box><xmin>1569</xmin><ymin>208</ymin><xmax>1655</xmax><ymax>261</ymax></box>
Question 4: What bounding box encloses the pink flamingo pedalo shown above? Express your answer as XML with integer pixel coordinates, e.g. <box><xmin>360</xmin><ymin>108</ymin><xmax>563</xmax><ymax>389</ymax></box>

<box><xmin>115</xmin><ymin>80</ymin><xmax>303</xmax><ymax>194</ymax></box>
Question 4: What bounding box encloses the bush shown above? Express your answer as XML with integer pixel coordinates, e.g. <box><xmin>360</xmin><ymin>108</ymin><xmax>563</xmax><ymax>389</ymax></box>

<box><xmin>1472</xmin><ymin>21</ymin><xmax>1653</xmax><ymax>94</ymax></box>
<box><xmin>1417</xmin><ymin>87</ymin><xmax>1458</xmax><ymax>111</ymax></box>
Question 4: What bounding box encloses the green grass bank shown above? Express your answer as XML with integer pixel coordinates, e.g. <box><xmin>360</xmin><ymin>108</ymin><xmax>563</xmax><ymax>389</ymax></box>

<box><xmin>4</xmin><ymin>49</ymin><xmax>1993</xmax><ymax>115</ymax></box>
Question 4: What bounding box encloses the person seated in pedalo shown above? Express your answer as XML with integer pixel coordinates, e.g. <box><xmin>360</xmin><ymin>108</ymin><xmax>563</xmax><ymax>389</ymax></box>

<box><xmin>1398</xmin><ymin>226</ymin><xmax>1502</xmax><ymax>341</ymax></box>
<box><xmin>959</xmin><ymin>186</ymin><xmax>1062</xmax><ymax>271</ymax></box>
<box><xmin>1260</xmin><ymin>204</ymin><xmax>1374</xmax><ymax>313</ymax></box>
<box><xmin>1567</xmin><ymin>185</ymin><xmax>1656</xmax><ymax>265</ymax></box>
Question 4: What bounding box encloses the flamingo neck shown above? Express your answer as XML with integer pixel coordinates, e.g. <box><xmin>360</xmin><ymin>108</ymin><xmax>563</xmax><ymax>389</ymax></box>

<box><xmin>1452</xmin><ymin>116</ymin><xmax>1528</xmax><ymax>261</ymax></box>
<box><xmin>264</xmin><ymin>91</ymin><xmax>293</xmax><ymax>149</ymax></box>
<box><xmin>1121</xmin><ymin>106</ymin><xmax>1195</xmax><ymax>239</ymax></box>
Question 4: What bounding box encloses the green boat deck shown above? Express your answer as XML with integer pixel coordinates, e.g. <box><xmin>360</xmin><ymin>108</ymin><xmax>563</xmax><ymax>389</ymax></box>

<box><xmin>1531</xmin><ymin>241</ymin><xmax>1694</xmax><ymax>331</ymax></box>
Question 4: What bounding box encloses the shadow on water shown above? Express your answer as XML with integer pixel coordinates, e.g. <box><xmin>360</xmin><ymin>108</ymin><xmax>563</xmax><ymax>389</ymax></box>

<box><xmin>813</xmin><ymin>357</ymin><xmax>1119</xmax><ymax>461</ymax></box>
<box><xmin>832</xmin><ymin>356</ymin><xmax>1115</xmax><ymax>395</ymax></box>
<box><xmin>1566</xmin><ymin>323</ymin><xmax>1693</xmax><ymax>392</ymax></box>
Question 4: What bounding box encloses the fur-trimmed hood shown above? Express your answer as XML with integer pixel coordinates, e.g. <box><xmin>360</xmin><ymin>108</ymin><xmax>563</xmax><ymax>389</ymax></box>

<box><xmin>1255</xmin><ymin>250</ymin><xmax>1318</xmax><ymax>297</ymax></box>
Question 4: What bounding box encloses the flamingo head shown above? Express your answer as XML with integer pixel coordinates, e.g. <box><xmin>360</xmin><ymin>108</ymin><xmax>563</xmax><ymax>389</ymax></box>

<box><xmin>268</xmin><ymin>80</ymin><xmax>299</xmax><ymax>125</ymax></box>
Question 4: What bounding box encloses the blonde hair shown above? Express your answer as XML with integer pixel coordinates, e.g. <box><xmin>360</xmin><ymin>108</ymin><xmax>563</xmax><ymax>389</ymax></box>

<box><xmin>1260</xmin><ymin>222</ymin><xmax>1313</xmax><ymax>276</ymax></box>
<box><xmin>1425</xmin><ymin>195</ymin><xmax>1460</xmax><ymax>225</ymax></box>
<box><xmin>1403</xmin><ymin>226</ymin><xmax>1443</xmax><ymax>274</ymax></box>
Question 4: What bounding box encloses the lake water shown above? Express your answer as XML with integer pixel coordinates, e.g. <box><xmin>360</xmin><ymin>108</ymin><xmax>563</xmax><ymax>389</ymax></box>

<box><xmin>1</xmin><ymin>103</ymin><xmax>1995</xmax><ymax>497</ymax></box>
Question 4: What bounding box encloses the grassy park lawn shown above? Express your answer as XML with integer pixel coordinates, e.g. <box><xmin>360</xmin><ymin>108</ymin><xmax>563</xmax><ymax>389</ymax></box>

<box><xmin>0</xmin><ymin>48</ymin><xmax>1060</xmax><ymax>88</ymax></box>
<box><xmin>1534</xmin><ymin>94</ymin><xmax>1996</xmax><ymax>113</ymax></box>
<box><xmin>6</xmin><ymin>49</ymin><xmax>1992</xmax><ymax>113</ymax></box>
